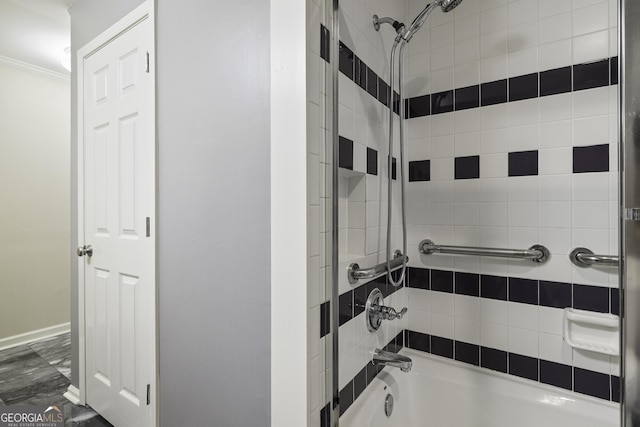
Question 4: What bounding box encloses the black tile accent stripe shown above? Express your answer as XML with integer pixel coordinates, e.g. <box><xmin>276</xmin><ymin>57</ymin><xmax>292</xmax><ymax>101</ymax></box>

<box><xmin>539</xmin><ymin>281</ymin><xmax>572</xmax><ymax>309</ymax></box>
<box><xmin>574</xmin><ymin>367</ymin><xmax>610</xmax><ymax>400</ymax></box>
<box><xmin>431</xmin><ymin>269</ymin><xmax>454</xmax><ymax>293</ymax></box>
<box><xmin>338</xmin><ymin>42</ymin><xmax>354</xmax><ymax>80</ymax></box>
<box><xmin>432</xmin><ymin>90</ymin><xmax>454</xmax><ymax>115</ymax></box>
<box><xmin>540</xmin><ymin>360</ymin><xmax>572</xmax><ymax>391</ymax></box>
<box><xmin>611</xmin><ymin>288</ymin><xmax>620</xmax><ymax>316</ymax></box>
<box><xmin>339</xmin><ymin>380</ymin><xmax>354</xmax><ymax>416</ymax></box>
<box><xmin>481</xmin><ymin>275</ymin><xmax>507</xmax><ymax>301</ymax></box>
<box><xmin>509</xmin><ymin>353</ymin><xmax>538</xmax><ymax>381</ymax></box>
<box><xmin>455</xmin><ymin>156</ymin><xmax>480</xmax><ymax>180</ymax></box>
<box><xmin>338</xmin><ymin>136</ymin><xmax>353</xmax><ymax>170</ymax></box>
<box><xmin>366</xmin><ymin>67</ymin><xmax>377</xmax><ymax>98</ymax></box>
<box><xmin>612</xmin><ymin>376</ymin><xmax>621</xmax><ymax>403</ymax></box>
<box><xmin>508</xmin><ymin>150</ymin><xmax>538</xmax><ymax>177</ymax></box>
<box><xmin>320</xmin><ymin>402</ymin><xmax>331</xmax><ymax>427</ymax></box>
<box><xmin>320</xmin><ymin>25</ymin><xmax>330</xmax><ymax>62</ymax></box>
<box><xmin>611</xmin><ymin>57</ymin><xmax>619</xmax><ymax>85</ymax></box>
<box><xmin>431</xmin><ymin>336</ymin><xmax>454</xmax><ymax>358</ymax></box>
<box><xmin>390</xmin><ymin>156</ymin><xmax>397</xmax><ymax>180</ymax></box>
<box><xmin>338</xmin><ymin>291</ymin><xmax>353</xmax><ymax>326</ymax></box>
<box><xmin>574</xmin><ymin>59</ymin><xmax>610</xmax><ymax>91</ymax></box>
<box><xmin>481</xmin><ymin>347</ymin><xmax>507</xmax><ymax>373</ymax></box>
<box><xmin>320</xmin><ymin>301</ymin><xmax>330</xmax><ymax>338</ymax></box>
<box><xmin>540</xmin><ymin>67</ymin><xmax>572</xmax><ymax>97</ymax></box>
<box><xmin>573</xmin><ymin>144</ymin><xmax>609</xmax><ymax>173</ymax></box>
<box><xmin>321</xmin><ymin>27</ymin><xmax>617</xmax><ymax>122</ymax></box>
<box><xmin>354</xmin><ymin>55</ymin><xmax>366</xmax><ymax>90</ymax></box>
<box><xmin>406</xmin><ymin>330</ymin><xmax>430</xmax><ymax>353</ymax></box>
<box><xmin>574</xmin><ymin>284</ymin><xmax>609</xmax><ymax>313</ymax></box>
<box><xmin>509</xmin><ymin>73</ymin><xmax>538</xmax><ymax>102</ymax></box>
<box><xmin>509</xmin><ymin>277</ymin><xmax>539</xmax><ymax>305</ymax></box>
<box><xmin>455</xmin><ymin>86</ymin><xmax>479</xmax><ymax>111</ymax></box>
<box><xmin>367</xmin><ymin>148</ymin><xmax>378</xmax><ymax>176</ymax></box>
<box><xmin>408</xmin><ymin>94</ymin><xmax>430</xmax><ymax>118</ymax></box>
<box><xmin>408</xmin><ymin>267</ymin><xmax>430</xmax><ymax>289</ymax></box>
<box><xmin>409</xmin><ymin>160</ymin><xmax>430</xmax><ymax>182</ymax></box>
<box><xmin>405</xmin><ymin>267</ymin><xmax>618</xmax><ymax>314</ymax></box>
<box><xmin>481</xmin><ymin>80</ymin><xmax>507</xmax><ymax>106</ymax></box>
<box><xmin>455</xmin><ymin>341</ymin><xmax>480</xmax><ymax>366</ymax></box>
<box><xmin>402</xmin><ymin>330</ymin><xmax>619</xmax><ymax>403</ymax></box>
<box><xmin>455</xmin><ymin>272</ymin><xmax>479</xmax><ymax>296</ymax></box>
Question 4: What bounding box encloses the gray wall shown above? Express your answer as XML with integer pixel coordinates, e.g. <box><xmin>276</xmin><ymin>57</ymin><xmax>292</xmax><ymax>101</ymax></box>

<box><xmin>70</xmin><ymin>2</ymin><xmax>272</xmax><ymax>424</ymax></box>
<box><xmin>69</xmin><ymin>0</ymin><xmax>146</xmax><ymax>389</ymax></box>
<box><xmin>156</xmin><ymin>0</ymin><xmax>271</xmax><ymax>424</ymax></box>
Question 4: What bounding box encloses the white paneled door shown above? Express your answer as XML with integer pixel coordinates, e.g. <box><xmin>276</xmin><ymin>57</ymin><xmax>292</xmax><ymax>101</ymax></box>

<box><xmin>79</xmin><ymin>10</ymin><xmax>155</xmax><ymax>427</ymax></box>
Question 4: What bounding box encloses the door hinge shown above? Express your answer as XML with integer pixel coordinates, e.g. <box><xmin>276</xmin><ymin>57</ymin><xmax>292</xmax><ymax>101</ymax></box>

<box><xmin>146</xmin><ymin>217</ymin><xmax>151</xmax><ymax>237</ymax></box>
<box><xmin>145</xmin><ymin>52</ymin><xmax>150</xmax><ymax>73</ymax></box>
<box><xmin>147</xmin><ymin>384</ymin><xmax>150</xmax><ymax>405</ymax></box>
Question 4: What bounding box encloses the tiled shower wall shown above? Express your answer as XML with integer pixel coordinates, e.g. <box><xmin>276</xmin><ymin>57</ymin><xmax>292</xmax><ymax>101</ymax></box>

<box><xmin>309</xmin><ymin>0</ymin><xmax>621</xmax><ymax>425</ymax></box>
<box><xmin>402</xmin><ymin>0</ymin><xmax>620</xmax><ymax>405</ymax></box>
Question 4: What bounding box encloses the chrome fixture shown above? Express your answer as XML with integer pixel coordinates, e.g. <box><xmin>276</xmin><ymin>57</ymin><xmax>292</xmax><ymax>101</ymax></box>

<box><xmin>372</xmin><ymin>348</ymin><xmax>412</xmax><ymax>372</ymax></box>
<box><xmin>403</xmin><ymin>0</ymin><xmax>464</xmax><ymax>42</ymax></box>
<box><xmin>569</xmin><ymin>247</ymin><xmax>619</xmax><ymax>267</ymax></box>
<box><xmin>372</xmin><ymin>15</ymin><xmax>404</xmax><ymax>34</ymax></box>
<box><xmin>348</xmin><ymin>251</ymin><xmax>408</xmax><ymax>284</ymax></box>
<box><xmin>385</xmin><ymin>394</ymin><xmax>394</xmax><ymax>417</ymax></box>
<box><xmin>76</xmin><ymin>245</ymin><xmax>93</xmax><ymax>257</ymax></box>
<box><xmin>373</xmin><ymin>0</ymin><xmax>464</xmax><ymax>288</ymax></box>
<box><xmin>366</xmin><ymin>288</ymin><xmax>408</xmax><ymax>332</ymax></box>
<box><xmin>419</xmin><ymin>239</ymin><xmax>550</xmax><ymax>263</ymax></box>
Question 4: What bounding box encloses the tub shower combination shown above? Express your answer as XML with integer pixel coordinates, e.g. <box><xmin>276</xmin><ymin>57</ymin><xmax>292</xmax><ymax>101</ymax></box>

<box><xmin>329</xmin><ymin>0</ymin><xmax>622</xmax><ymax>425</ymax></box>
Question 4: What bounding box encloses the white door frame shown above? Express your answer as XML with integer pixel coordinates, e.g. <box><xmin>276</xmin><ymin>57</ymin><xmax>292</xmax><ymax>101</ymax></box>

<box><xmin>75</xmin><ymin>2</ymin><xmax>156</xmax><ymax>424</ymax></box>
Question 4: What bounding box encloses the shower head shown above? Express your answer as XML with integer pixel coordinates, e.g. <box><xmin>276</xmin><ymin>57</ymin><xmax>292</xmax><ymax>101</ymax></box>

<box><xmin>440</xmin><ymin>0</ymin><xmax>464</xmax><ymax>13</ymax></box>
<box><xmin>402</xmin><ymin>0</ymin><xmax>464</xmax><ymax>42</ymax></box>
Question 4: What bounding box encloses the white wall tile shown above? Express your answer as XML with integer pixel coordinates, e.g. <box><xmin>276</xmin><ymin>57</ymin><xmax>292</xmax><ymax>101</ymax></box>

<box><xmin>455</xmin><ymin>317</ymin><xmax>481</xmax><ymax>344</ymax></box>
<box><xmin>539</xmin><ymin>13</ymin><xmax>572</xmax><ymax>45</ymax></box>
<box><xmin>480</xmin><ymin>153</ymin><xmax>508</xmax><ymax>178</ymax></box>
<box><xmin>539</xmin><ymin>333</ymin><xmax>573</xmax><ymax>365</ymax></box>
<box><xmin>572</xmin><ymin>1</ymin><xmax>609</xmax><ymax>37</ymax></box>
<box><xmin>431</xmin><ymin>313</ymin><xmax>455</xmax><ymax>339</ymax></box>
<box><xmin>481</xmin><ymin>298</ymin><xmax>509</xmax><ymax>325</ymax></box>
<box><xmin>481</xmin><ymin>322</ymin><xmax>509</xmax><ymax>350</ymax></box>
<box><xmin>539</xmin><ymin>148</ymin><xmax>572</xmax><ymax>175</ymax></box>
<box><xmin>539</xmin><ymin>40</ymin><xmax>573</xmax><ymax>71</ymax></box>
<box><xmin>572</xmin><ymin>30</ymin><xmax>609</xmax><ymax>64</ymax></box>
<box><xmin>509</xmin><ymin>327</ymin><xmax>539</xmax><ymax>357</ymax></box>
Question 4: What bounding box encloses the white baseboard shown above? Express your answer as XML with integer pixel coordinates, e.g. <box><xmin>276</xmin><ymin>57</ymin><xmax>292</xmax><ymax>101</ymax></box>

<box><xmin>0</xmin><ymin>322</ymin><xmax>71</xmax><ymax>351</ymax></box>
<box><xmin>63</xmin><ymin>385</ymin><xmax>82</xmax><ymax>405</ymax></box>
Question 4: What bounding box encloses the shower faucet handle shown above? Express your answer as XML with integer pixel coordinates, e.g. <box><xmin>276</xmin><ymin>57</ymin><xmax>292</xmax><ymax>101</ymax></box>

<box><xmin>379</xmin><ymin>305</ymin><xmax>407</xmax><ymax>320</ymax></box>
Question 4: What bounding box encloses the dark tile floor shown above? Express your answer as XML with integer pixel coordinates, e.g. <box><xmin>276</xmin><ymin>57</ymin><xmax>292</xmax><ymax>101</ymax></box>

<box><xmin>0</xmin><ymin>333</ymin><xmax>113</xmax><ymax>426</ymax></box>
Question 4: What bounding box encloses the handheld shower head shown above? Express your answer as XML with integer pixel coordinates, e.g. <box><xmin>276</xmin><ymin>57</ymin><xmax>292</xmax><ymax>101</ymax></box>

<box><xmin>402</xmin><ymin>0</ymin><xmax>464</xmax><ymax>42</ymax></box>
<box><xmin>440</xmin><ymin>0</ymin><xmax>464</xmax><ymax>12</ymax></box>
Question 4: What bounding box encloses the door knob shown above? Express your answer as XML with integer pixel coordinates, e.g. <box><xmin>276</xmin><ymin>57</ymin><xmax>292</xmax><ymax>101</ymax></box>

<box><xmin>77</xmin><ymin>245</ymin><xmax>93</xmax><ymax>257</ymax></box>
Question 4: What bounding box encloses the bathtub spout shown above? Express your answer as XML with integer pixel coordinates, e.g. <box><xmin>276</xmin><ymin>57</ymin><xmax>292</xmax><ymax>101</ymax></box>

<box><xmin>373</xmin><ymin>348</ymin><xmax>412</xmax><ymax>372</ymax></box>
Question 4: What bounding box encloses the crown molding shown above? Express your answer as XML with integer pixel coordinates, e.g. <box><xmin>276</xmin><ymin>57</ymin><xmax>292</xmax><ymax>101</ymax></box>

<box><xmin>0</xmin><ymin>54</ymin><xmax>70</xmax><ymax>81</ymax></box>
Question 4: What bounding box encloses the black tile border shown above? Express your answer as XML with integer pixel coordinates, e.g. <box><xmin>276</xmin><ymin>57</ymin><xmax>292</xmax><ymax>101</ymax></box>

<box><xmin>573</xmin><ymin>144</ymin><xmax>610</xmax><ymax>174</ymax></box>
<box><xmin>399</xmin><ymin>268</ymin><xmax>617</xmax><ymax>314</ymax></box>
<box><xmin>402</xmin><ymin>331</ymin><xmax>618</xmax><ymax>403</ymax></box>
<box><xmin>321</xmin><ymin>25</ymin><xmax>617</xmax><ymax>122</ymax></box>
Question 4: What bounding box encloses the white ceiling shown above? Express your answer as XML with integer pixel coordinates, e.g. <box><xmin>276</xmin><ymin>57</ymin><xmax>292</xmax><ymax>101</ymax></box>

<box><xmin>0</xmin><ymin>0</ymin><xmax>71</xmax><ymax>75</ymax></box>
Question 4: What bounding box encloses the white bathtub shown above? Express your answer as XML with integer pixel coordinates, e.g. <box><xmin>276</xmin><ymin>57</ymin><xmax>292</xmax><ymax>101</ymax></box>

<box><xmin>341</xmin><ymin>349</ymin><xmax>619</xmax><ymax>427</ymax></box>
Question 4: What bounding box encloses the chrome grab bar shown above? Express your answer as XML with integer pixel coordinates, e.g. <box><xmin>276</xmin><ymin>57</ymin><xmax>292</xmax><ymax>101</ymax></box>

<box><xmin>569</xmin><ymin>247</ymin><xmax>619</xmax><ymax>267</ymax></box>
<box><xmin>348</xmin><ymin>251</ymin><xmax>408</xmax><ymax>284</ymax></box>
<box><xmin>419</xmin><ymin>239</ymin><xmax>550</xmax><ymax>263</ymax></box>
